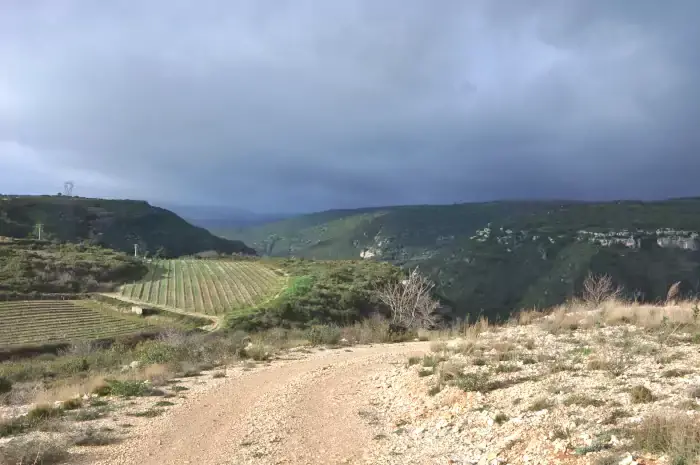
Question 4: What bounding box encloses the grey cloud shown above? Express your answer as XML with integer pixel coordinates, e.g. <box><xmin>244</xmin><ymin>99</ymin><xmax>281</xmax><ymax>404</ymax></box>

<box><xmin>1</xmin><ymin>0</ymin><xmax>699</xmax><ymax>212</ymax></box>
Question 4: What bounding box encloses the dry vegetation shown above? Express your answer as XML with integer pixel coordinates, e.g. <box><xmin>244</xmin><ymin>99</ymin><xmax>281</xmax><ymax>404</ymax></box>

<box><xmin>3</xmin><ymin>274</ymin><xmax>700</xmax><ymax>464</ymax></box>
<box><xmin>0</xmin><ymin>315</ymin><xmax>419</xmax><ymax>463</ymax></box>
<box><xmin>362</xmin><ymin>276</ymin><xmax>700</xmax><ymax>464</ymax></box>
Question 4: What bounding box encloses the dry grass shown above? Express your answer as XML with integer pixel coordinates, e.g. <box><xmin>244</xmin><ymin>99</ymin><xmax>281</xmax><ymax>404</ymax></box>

<box><xmin>32</xmin><ymin>375</ymin><xmax>107</xmax><ymax>406</ymax></box>
<box><xmin>541</xmin><ymin>305</ymin><xmax>587</xmax><ymax>334</ymax></box>
<box><xmin>632</xmin><ymin>414</ymin><xmax>700</xmax><ymax>464</ymax></box>
<box><xmin>141</xmin><ymin>363</ymin><xmax>172</xmax><ymax>386</ymax></box>
<box><xmin>599</xmin><ymin>300</ymin><xmax>698</xmax><ymax>329</ymax></box>
<box><xmin>513</xmin><ymin>308</ymin><xmax>542</xmax><ymax>326</ymax></box>
<box><xmin>0</xmin><ymin>437</ymin><xmax>70</xmax><ymax>464</ymax></box>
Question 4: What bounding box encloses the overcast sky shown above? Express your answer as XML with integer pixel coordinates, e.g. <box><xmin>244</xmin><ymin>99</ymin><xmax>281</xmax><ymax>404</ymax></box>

<box><xmin>1</xmin><ymin>1</ymin><xmax>699</xmax><ymax>213</ymax></box>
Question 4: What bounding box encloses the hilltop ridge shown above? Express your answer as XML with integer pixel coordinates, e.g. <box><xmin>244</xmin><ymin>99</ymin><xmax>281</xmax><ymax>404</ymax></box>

<box><xmin>224</xmin><ymin>198</ymin><xmax>700</xmax><ymax>320</ymax></box>
<box><xmin>0</xmin><ymin>195</ymin><xmax>256</xmax><ymax>257</ymax></box>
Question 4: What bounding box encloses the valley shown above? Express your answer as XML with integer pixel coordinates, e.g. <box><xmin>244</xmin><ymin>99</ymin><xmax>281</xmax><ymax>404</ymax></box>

<box><xmin>225</xmin><ymin>198</ymin><xmax>700</xmax><ymax>321</ymax></box>
<box><xmin>0</xmin><ymin>195</ymin><xmax>699</xmax><ymax>464</ymax></box>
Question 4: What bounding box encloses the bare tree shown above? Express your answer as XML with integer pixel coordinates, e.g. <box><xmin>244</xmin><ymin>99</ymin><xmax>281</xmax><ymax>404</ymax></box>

<box><xmin>582</xmin><ymin>273</ymin><xmax>622</xmax><ymax>306</ymax></box>
<box><xmin>377</xmin><ymin>267</ymin><xmax>440</xmax><ymax>329</ymax></box>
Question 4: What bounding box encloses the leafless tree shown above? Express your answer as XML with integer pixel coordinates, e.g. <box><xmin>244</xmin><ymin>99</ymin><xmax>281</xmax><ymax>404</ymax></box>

<box><xmin>377</xmin><ymin>267</ymin><xmax>440</xmax><ymax>329</ymax></box>
<box><xmin>582</xmin><ymin>273</ymin><xmax>622</xmax><ymax>306</ymax></box>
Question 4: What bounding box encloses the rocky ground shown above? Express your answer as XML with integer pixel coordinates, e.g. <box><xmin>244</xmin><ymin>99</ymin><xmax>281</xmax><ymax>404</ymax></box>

<box><xmin>361</xmin><ymin>306</ymin><xmax>700</xmax><ymax>464</ymax></box>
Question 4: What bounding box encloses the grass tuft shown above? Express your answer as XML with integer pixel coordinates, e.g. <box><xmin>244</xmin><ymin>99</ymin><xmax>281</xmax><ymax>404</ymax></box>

<box><xmin>630</xmin><ymin>385</ymin><xmax>654</xmax><ymax>404</ymax></box>
<box><xmin>632</xmin><ymin>414</ymin><xmax>700</xmax><ymax>464</ymax></box>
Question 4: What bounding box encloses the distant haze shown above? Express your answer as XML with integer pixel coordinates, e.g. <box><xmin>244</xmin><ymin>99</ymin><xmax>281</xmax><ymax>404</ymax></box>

<box><xmin>2</xmin><ymin>1</ymin><xmax>699</xmax><ymax>213</ymax></box>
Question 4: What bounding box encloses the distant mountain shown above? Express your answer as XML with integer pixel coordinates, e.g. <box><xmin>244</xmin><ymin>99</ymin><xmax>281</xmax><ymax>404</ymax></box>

<box><xmin>0</xmin><ymin>195</ymin><xmax>256</xmax><ymax>257</ymax></box>
<box><xmin>158</xmin><ymin>203</ymin><xmax>296</xmax><ymax>230</ymax></box>
<box><xmin>224</xmin><ymin>198</ymin><xmax>700</xmax><ymax>320</ymax></box>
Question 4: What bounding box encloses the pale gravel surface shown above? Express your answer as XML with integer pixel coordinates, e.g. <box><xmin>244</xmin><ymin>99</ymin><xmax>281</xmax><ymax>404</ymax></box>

<box><xmin>83</xmin><ymin>342</ymin><xmax>431</xmax><ymax>465</ymax></box>
<box><xmin>5</xmin><ymin>307</ymin><xmax>700</xmax><ymax>464</ymax></box>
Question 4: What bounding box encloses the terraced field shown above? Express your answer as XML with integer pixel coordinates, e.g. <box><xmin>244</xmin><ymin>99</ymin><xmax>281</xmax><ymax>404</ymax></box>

<box><xmin>118</xmin><ymin>260</ymin><xmax>287</xmax><ymax>316</ymax></box>
<box><xmin>0</xmin><ymin>300</ymin><xmax>153</xmax><ymax>347</ymax></box>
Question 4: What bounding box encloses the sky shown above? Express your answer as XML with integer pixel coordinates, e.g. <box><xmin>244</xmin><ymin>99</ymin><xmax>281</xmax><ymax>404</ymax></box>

<box><xmin>1</xmin><ymin>1</ymin><xmax>699</xmax><ymax>213</ymax></box>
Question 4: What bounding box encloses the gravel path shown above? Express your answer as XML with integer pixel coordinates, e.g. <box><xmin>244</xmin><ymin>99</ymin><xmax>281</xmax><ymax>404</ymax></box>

<box><xmin>87</xmin><ymin>342</ymin><xmax>430</xmax><ymax>465</ymax></box>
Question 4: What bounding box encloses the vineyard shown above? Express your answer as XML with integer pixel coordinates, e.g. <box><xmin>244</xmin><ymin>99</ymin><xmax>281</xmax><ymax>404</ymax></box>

<box><xmin>0</xmin><ymin>300</ymin><xmax>152</xmax><ymax>347</ymax></box>
<box><xmin>118</xmin><ymin>260</ymin><xmax>287</xmax><ymax>316</ymax></box>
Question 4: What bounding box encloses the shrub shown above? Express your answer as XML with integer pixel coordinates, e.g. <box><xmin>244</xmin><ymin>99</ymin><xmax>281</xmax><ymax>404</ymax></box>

<box><xmin>421</xmin><ymin>355</ymin><xmax>443</xmax><ymax>368</ymax></box>
<box><xmin>662</xmin><ymin>368</ymin><xmax>693</xmax><ymax>378</ymax></box>
<box><xmin>241</xmin><ymin>344</ymin><xmax>272</xmax><ymax>361</ymax></box>
<box><xmin>56</xmin><ymin>357</ymin><xmax>90</xmax><ymax>375</ymax></box>
<box><xmin>128</xmin><ymin>408</ymin><xmax>163</xmax><ymax>418</ymax></box>
<box><xmin>495</xmin><ymin>363</ymin><xmax>522</xmax><ymax>373</ymax></box>
<box><xmin>134</xmin><ymin>340</ymin><xmax>187</xmax><ymax>365</ymax></box>
<box><xmin>27</xmin><ymin>404</ymin><xmax>62</xmax><ymax>423</ymax></box>
<box><xmin>0</xmin><ymin>437</ymin><xmax>69</xmax><ymax>464</ymax></box>
<box><xmin>0</xmin><ymin>376</ymin><xmax>11</xmax><ymax>394</ymax></box>
<box><xmin>407</xmin><ymin>356</ymin><xmax>421</xmax><ymax>366</ymax></box>
<box><xmin>452</xmin><ymin>372</ymin><xmax>492</xmax><ymax>393</ymax></box>
<box><xmin>72</xmin><ymin>427</ymin><xmax>119</xmax><ymax>446</ymax></box>
<box><xmin>101</xmin><ymin>379</ymin><xmax>150</xmax><ymax>397</ymax></box>
<box><xmin>528</xmin><ymin>398</ymin><xmax>555</xmax><ymax>411</ymax></box>
<box><xmin>630</xmin><ymin>385</ymin><xmax>654</xmax><ymax>404</ymax></box>
<box><xmin>563</xmin><ymin>394</ymin><xmax>605</xmax><ymax>407</ymax></box>
<box><xmin>306</xmin><ymin>325</ymin><xmax>342</xmax><ymax>346</ymax></box>
<box><xmin>62</xmin><ymin>397</ymin><xmax>83</xmax><ymax>411</ymax></box>
<box><xmin>632</xmin><ymin>414</ymin><xmax>700</xmax><ymax>464</ymax></box>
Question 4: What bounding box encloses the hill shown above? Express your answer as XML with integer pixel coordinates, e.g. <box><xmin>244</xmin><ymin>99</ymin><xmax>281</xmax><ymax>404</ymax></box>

<box><xmin>224</xmin><ymin>198</ymin><xmax>700</xmax><ymax>320</ymax></box>
<box><xmin>0</xmin><ymin>239</ymin><xmax>147</xmax><ymax>295</ymax></box>
<box><xmin>111</xmin><ymin>257</ymin><xmax>410</xmax><ymax>331</ymax></box>
<box><xmin>0</xmin><ymin>195</ymin><xmax>256</xmax><ymax>258</ymax></box>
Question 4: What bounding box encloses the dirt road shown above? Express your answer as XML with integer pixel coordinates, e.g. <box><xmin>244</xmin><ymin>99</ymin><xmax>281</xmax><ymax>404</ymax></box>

<box><xmin>98</xmin><ymin>293</ymin><xmax>221</xmax><ymax>330</ymax></box>
<box><xmin>87</xmin><ymin>342</ymin><xmax>430</xmax><ymax>465</ymax></box>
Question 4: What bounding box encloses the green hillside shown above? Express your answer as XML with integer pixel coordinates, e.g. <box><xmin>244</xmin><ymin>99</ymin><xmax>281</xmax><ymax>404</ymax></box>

<box><xmin>0</xmin><ymin>195</ymin><xmax>256</xmax><ymax>257</ymax></box>
<box><xmin>0</xmin><ymin>239</ymin><xmax>147</xmax><ymax>295</ymax></box>
<box><xmin>224</xmin><ymin>199</ymin><xmax>700</xmax><ymax>321</ymax></box>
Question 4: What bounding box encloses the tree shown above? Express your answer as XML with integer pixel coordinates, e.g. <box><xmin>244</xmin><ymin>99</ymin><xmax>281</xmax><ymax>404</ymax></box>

<box><xmin>376</xmin><ymin>267</ymin><xmax>440</xmax><ymax>329</ymax></box>
<box><xmin>582</xmin><ymin>273</ymin><xmax>622</xmax><ymax>306</ymax></box>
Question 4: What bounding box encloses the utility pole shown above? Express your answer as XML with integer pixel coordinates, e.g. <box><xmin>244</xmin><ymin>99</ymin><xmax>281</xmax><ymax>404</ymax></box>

<box><xmin>134</xmin><ymin>243</ymin><xmax>139</xmax><ymax>258</ymax></box>
<box><xmin>35</xmin><ymin>223</ymin><xmax>43</xmax><ymax>240</ymax></box>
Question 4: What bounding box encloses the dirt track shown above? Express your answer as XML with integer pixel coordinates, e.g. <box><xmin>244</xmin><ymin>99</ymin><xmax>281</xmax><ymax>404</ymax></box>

<box><xmin>87</xmin><ymin>342</ymin><xmax>430</xmax><ymax>465</ymax></box>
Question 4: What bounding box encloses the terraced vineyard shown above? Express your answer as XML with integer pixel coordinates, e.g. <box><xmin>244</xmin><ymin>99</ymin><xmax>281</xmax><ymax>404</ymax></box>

<box><xmin>0</xmin><ymin>300</ymin><xmax>153</xmax><ymax>347</ymax></box>
<box><xmin>118</xmin><ymin>260</ymin><xmax>287</xmax><ymax>316</ymax></box>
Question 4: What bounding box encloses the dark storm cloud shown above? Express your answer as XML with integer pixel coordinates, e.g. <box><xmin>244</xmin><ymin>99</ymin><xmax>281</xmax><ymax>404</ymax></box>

<box><xmin>1</xmin><ymin>0</ymin><xmax>699</xmax><ymax>212</ymax></box>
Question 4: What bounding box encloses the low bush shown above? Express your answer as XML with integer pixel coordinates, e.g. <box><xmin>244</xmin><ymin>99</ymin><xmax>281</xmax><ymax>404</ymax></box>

<box><xmin>306</xmin><ymin>325</ymin><xmax>342</xmax><ymax>346</ymax></box>
<box><xmin>0</xmin><ymin>437</ymin><xmax>69</xmax><ymax>464</ymax></box>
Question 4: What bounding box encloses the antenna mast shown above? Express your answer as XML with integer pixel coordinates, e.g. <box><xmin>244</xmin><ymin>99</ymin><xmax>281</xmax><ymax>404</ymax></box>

<box><xmin>63</xmin><ymin>181</ymin><xmax>74</xmax><ymax>197</ymax></box>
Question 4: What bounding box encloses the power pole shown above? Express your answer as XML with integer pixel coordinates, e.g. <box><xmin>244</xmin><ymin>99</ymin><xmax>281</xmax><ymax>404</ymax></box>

<box><xmin>134</xmin><ymin>243</ymin><xmax>139</xmax><ymax>258</ymax></box>
<box><xmin>35</xmin><ymin>223</ymin><xmax>43</xmax><ymax>240</ymax></box>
